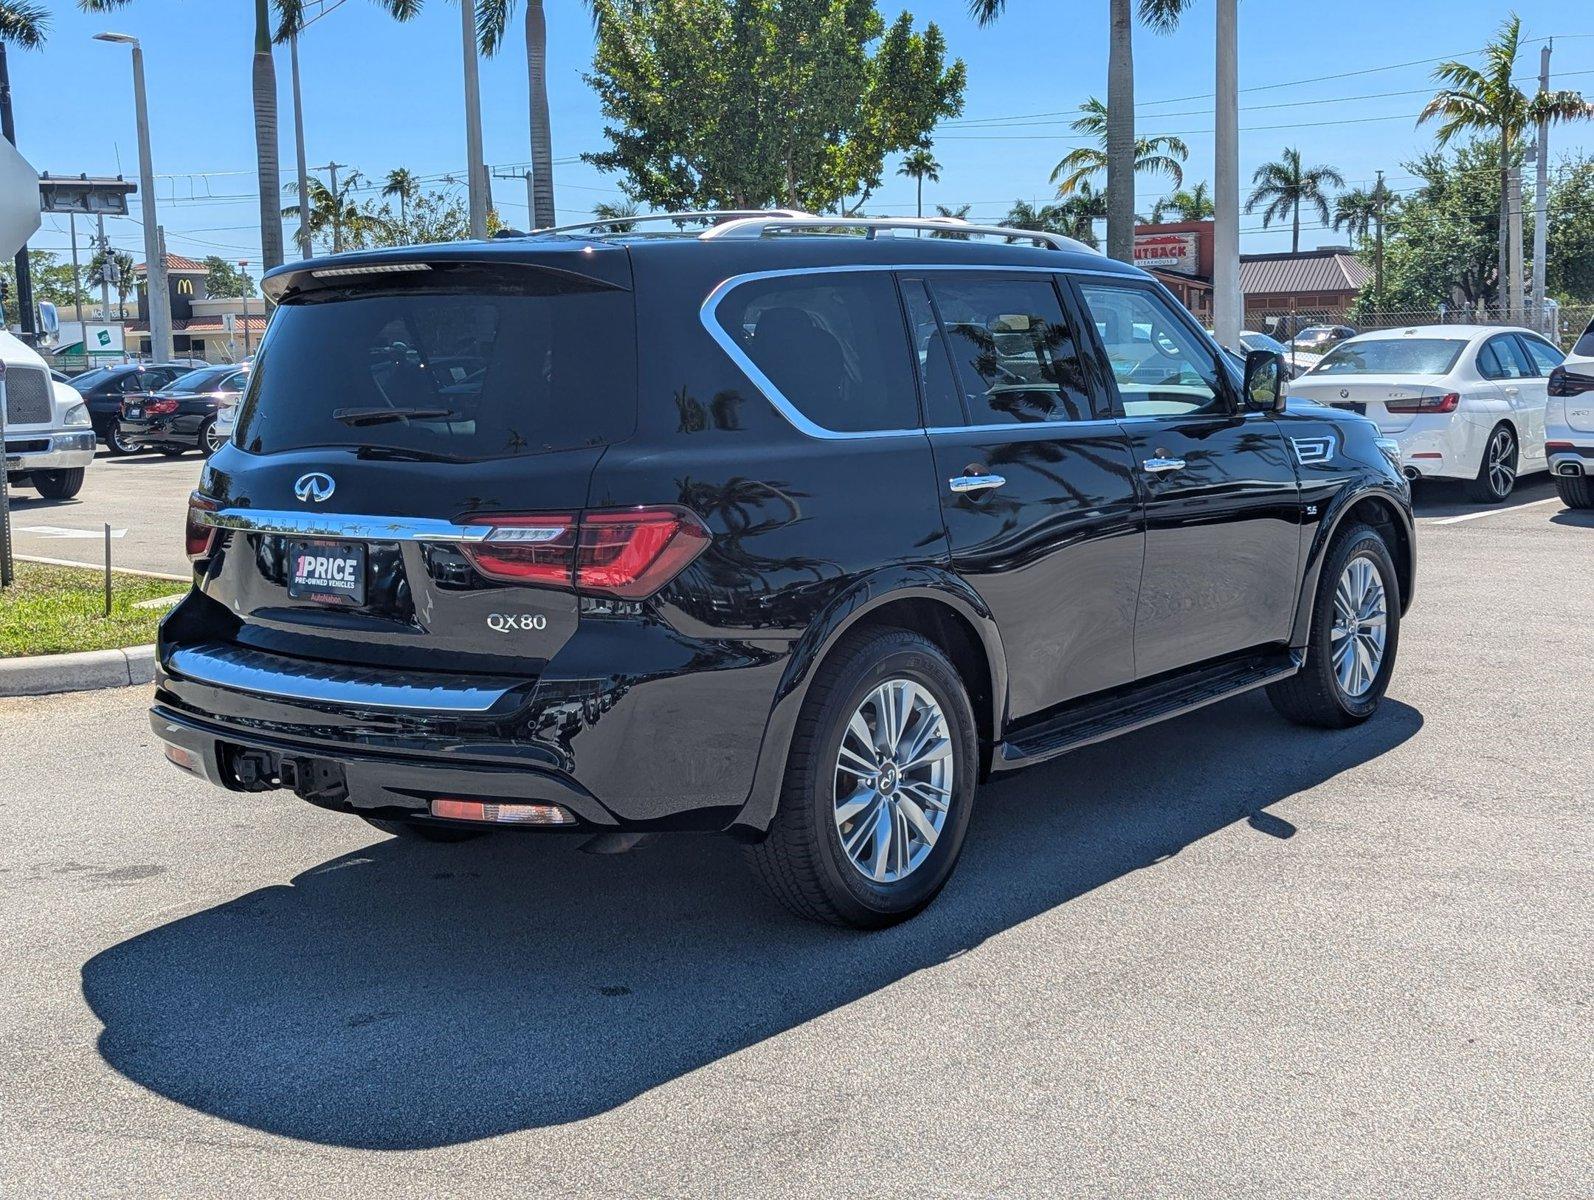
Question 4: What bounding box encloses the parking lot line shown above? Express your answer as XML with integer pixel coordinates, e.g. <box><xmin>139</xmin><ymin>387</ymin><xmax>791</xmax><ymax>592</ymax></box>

<box><xmin>1422</xmin><ymin>497</ymin><xmax>1561</xmax><ymax>525</ymax></box>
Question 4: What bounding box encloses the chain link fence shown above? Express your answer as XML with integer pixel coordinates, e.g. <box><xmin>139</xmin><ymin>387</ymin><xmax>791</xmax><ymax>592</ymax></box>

<box><xmin>1245</xmin><ymin>303</ymin><xmax>1594</xmax><ymax>351</ymax></box>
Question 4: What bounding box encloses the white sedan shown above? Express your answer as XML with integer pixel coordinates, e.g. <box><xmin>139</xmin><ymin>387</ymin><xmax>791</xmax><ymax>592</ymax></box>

<box><xmin>1286</xmin><ymin>324</ymin><xmax>1564</xmax><ymax>503</ymax></box>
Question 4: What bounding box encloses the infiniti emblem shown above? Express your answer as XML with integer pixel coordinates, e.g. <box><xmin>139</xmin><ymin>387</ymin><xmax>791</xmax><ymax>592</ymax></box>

<box><xmin>294</xmin><ymin>472</ymin><xmax>336</xmax><ymax>504</ymax></box>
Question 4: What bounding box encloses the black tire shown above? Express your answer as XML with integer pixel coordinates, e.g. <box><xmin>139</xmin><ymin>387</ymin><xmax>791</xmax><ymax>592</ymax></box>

<box><xmin>1268</xmin><ymin>523</ymin><xmax>1401</xmax><ymax>729</ymax></box>
<box><xmin>360</xmin><ymin>816</ymin><xmax>487</xmax><ymax>843</ymax></box>
<box><xmin>1555</xmin><ymin>474</ymin><xmax>1594</xmax><ymax>509</ymax></box>
<box><xmin>106</xmin><ymin>425</ymin><xmax>139</xmax><ymax>456</ymax></box>
<box><xmin>1465</xmin><ymin>422</ymin><xmax>1518</xmax><ymax>503</ymax></box>
<box><xmin>745</xmin><ymin>626</ymin><xmax>979</xmax><ymax>929</ymax></box>
<box><xmin>31</xmin><ymin>468</ymin><xmax>85</xmax><ymax>500</ymax></box>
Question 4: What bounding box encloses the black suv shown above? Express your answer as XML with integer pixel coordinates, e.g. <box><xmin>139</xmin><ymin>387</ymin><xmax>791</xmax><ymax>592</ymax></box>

<box><xmin>151</xmin><ymin>215</ymin><xmax>1414</xmax><ymax>928</ymax></box>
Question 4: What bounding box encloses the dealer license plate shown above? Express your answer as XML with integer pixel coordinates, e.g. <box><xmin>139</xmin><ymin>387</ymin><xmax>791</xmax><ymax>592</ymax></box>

<box><xmin>286</xmin><ymin>539</ymin><xmax>367</xmax><ymax>606</ymax></box>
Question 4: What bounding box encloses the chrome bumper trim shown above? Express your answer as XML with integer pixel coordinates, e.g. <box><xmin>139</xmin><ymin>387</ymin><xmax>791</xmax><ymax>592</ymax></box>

<box><xmin>198</xmin><ymin>507</ymin><xmax>492</xmax><ymax>543</ymax></box>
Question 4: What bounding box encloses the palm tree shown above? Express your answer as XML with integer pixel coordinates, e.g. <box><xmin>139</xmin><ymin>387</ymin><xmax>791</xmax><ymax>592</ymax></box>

<box><xmin>382</xmin><ymin>168</ymin><xmax>420</xmax><ymax>228</ymax></box>
<box><xmin>1057</xmin><ymin>181</ymin><xmax>1108</xmax><ymax>248</ymax></box>
<box><xmin>969</xmin><ymin>1</ymin><xmax>1196</xmax><ymax>263</ymax></box>
<box><xmin>591</xmin><ymin>200</ymin><xmax>639</xmax><ymax>233</ymax></box>
<box><xmin>1245</xmin><ymin>147</ymin><xmax>1345</xmax><ymax>254</ymax></box>
<box><xmin>82</xmin><ymin>1</ymin><xmax>421</xmax><ymax>273</ymax></box>
<box><xmin>930</xmin><ymin>203</ymin><xmax>973</xmax><ymax>239</ymax></box>
<box><xmin>1151</xmin><ymin>181</ymin><xmax>1213</xmax><ymax>223</ymax></box>
<box><xmin>897</xmin><ymin>147</ymin><xmax>942</xmax><ymax>219</ymax></box>
<box><xmin>0</xmin><ymin>4</ymin><xmax>49</xmax><ymax>48</ymax></box>
<box><xmin>1050</xmin><ymin>96</ymin><xmax>1189</xmax><ymax>200</ymax></box>
<box><xmin>1331</xmin><ymin>187</ymin><xmax>1377</xmax><ymax>249</ymax></box>
<box><xmin>1419</xmin><ymin>14</ymin><xmax>1591</xmax><ymax>312</ymax></box>
<box><xmin>283</xmin><ymin>171</ymin><xmax>372</xmax><ymax>253</ymax></box>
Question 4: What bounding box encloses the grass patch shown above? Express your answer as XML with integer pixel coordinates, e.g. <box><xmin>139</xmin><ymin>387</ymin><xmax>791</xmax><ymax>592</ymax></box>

<box><xmin>0</xmin><ymin>562</ymin><xmax>185</xmax><ymax>657</ymax></box>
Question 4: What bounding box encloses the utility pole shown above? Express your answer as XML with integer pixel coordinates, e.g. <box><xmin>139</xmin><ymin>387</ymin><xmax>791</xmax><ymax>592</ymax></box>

<box><xmin>1531</xmin><ymin>41</ymin><xmax>1552</xmax><ymax>330</ymax></box>
<box><xmin>95</xmin><ymin>215</ymin><xmax>112</xmax><ymax>322</ymax></box>
<box><xmin>316</xmin><ymin>161</ymin><xmax>345</xmax><ymax>253</ymax></box>
<box><xmin>1507</xmin><ymin>151</ymin><xmax>1525</xmax><ymax>324</ymax></box>
<box><xmin>1374</xmin><ymin>169</ymin><xmax>1387</xmax><ymax>311</ymax></box>
<box><xmin>0</xmin><ymin>44</ymin><xmax>36</xmax><ymax>341</ymax></box>
<box><xmin>1212</xmin><ymin>0</ymin><xmax>1241</xmax><ymax>352</ymax></box>
<box><xmin>290</xmin><ymin>32</ymin><xmax>313</xmax><ymax>259</ymax></box>
<box><xmin>68</xmin><ymin>212</ymin><xmax>85</xmax><ymax>328</ymax></box>
<box><xmin>239</xmin><ymin>260</ymin><xmax>253</xmax><ymax>358</ymax></box>
<box><xmin>460</xmin><ymin>1</ymin><xmax>489</xmax><ymax>240</ymax></box>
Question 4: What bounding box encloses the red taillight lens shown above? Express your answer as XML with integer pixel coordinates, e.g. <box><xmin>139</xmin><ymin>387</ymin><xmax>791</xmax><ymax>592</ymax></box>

<box><xmin>1386</xmin><ymin>392</ymin><xmax>1460</xmax><ymax>415</ymax></box>
<box><xmin>185</xmin><ymin>491</ymin><xmax>219</xmax><ymax>560</ymax></box>
<box><xmin>145</xmin><ymin>397</ymin><xmax>179</xmax><ymax>415</ymax></box>
<box><xmin>1549</xmin><ymin>367</ymin><xmax>1594</xmax><ymax>397</ymax></box>
<box><xmin>576</xmin><ymin>509</ymin><xmax>711</xmax><ymax>599</ymax></box>
<box><xmin>1546</xmin><ymin>441</ymin><xmax>1575</xmax><ymax>454</ymax></box>
<box><xmin>461</xmin><ymin>507</ymin><xmax>710</xmax><ymax>598</ymax></box>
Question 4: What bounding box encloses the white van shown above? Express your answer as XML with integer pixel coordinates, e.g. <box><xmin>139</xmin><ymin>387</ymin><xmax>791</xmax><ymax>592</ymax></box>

<box><xmin>2</xmin><ymin>331</ymin><xmax>98</xmax><ymax>499</ymax></box>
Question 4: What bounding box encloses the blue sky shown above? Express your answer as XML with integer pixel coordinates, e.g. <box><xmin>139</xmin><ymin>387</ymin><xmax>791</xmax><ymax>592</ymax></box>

<box><xmin>14</xmin><ymin>1</ymin><xmax>1594</xmax><ymax>270</ymax></box>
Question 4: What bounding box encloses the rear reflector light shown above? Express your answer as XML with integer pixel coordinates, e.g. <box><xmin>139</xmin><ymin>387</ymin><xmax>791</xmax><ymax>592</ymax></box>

<box><xmin>1386</xmin><ymin>392</ymin><xmax>1460</xmax><ymax>414</ymax></box>
<box><xmin>1410</xmin><ymin>452</ymin><xmax>1443</xmax><ymax>459</ymax></box>
<box><xmin>162</xmin><ymin>742</ymin><xmax>202</xmax><ymax>774</ymax></box>
<box><xmin>185</xmin><ymin>491</ymin><xmax>219</xmax><ymax>560</ymax></box>
<box><xmin>430</xmin><ymin>798</ymin><xmax>575</xmax><ymax>825</ymax></box>
<box><xmin>1546</xmin><ymin>441</ymin><xmax>1575</xmax><ymax>454</ymax></box>
<box><xmin>1548</xmin><ymin>367</ymin><xmax>1594</xmax><ymax>397</ymax></box>
<box><xmin>462</xmin><ymin>507</ymin><xmax>710</xmax><ymax>599</ymax></box>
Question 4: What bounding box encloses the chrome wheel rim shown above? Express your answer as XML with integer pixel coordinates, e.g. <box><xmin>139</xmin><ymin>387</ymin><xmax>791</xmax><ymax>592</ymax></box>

<box><xmin>1331</xmin><ymin>556</ymin><xmax>1388</xmax><ymax>699</ymax></box>
<box><xmin>833</xmin><ymin>679</ymin><xmax>953</xmax><ymax>884</ymax></box>
<box><xmin>1487</xmin><ymin>428</ymin><xmax>1516</xmax><ymax>497</ymax></box>
<box><xmin>205</xmin><ymin>423</ymin><xmax>224</xmax><ymax>454</ymax></box>
<box><xmin>111</xmin><ymin>429</ymin><xmax>136</xmax><ymax>453</ymax></box>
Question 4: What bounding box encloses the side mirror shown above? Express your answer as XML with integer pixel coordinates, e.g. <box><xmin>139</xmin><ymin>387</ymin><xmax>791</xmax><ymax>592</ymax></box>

<box><xmin>1243</xmin><ymin>349</ymin><xmax>1286</xmax><ymax>412</ymax></box>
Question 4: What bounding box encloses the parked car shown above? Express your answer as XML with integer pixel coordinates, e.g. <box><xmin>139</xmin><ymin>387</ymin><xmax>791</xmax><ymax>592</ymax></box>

<box><xmin>70</xmin><ymin>360</ymin><xmax>211</xmax><ymax>454</ymax></box>
<box><xmin>116</xmin><ymin>363</ymin><xmax>251</xmax><ymax>457</ymax></box>
<box><xmin>1286</xmin><ymin>324</ymin><xmax>1357</xmax><ymax>355</ymax></box>
<box><xmin>150</xmin><ymin>215</ymin><xmax>1415</xmax><ymax>929</ymax></box>
<box><xmin>1</xmin><ymin>331</ymin><xmax>98</xmax><ymax>499</ymax></box>
<box><xmin>1209</xmin><ymin>329</ymin><xmax>1323</xmax><ymax>379</ymax></box>
<box><xmin>1286</xmin><ymin>324</ymin><xmax>1563</xmax><ymax>502</ymax></box>
<box><xmin>1545</xmin><ymin>315</ymin><xmax>1594</xmax><ymax>509</ymax></box>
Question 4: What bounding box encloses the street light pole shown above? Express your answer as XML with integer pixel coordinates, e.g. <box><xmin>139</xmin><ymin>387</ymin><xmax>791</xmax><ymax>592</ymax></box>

<box><xmin>1212</xmin><ymin>0</ymin><xmax>1241</xmax><ymax>352</ymax></box>
<box><xmin>96</xmin><ymin>33</ymin><xmax>172</xmax><ymax>363</ymax></box>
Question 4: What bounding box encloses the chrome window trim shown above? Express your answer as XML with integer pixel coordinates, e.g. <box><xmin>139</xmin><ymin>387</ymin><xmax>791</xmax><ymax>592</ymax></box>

<box><xmin>698</xmin><ymin>263</ymin><xmax>1140</xmax><ymax>441</ymax></box>
<box><xmin>198</xmin><ymin>507</ymin><xmax>492</xmax><ymax>542</ymax></box>
<box><xmin>167</xmin><ymin>644</ymin><xmax>513</xmax><ymax>713</ymax></box>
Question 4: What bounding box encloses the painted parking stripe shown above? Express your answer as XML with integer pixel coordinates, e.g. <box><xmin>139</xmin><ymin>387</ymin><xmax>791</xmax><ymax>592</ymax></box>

<box><xmin>1422</xmin><ymin>497</ymin><xmax>1561</xmax><ymax>525</ymax></box>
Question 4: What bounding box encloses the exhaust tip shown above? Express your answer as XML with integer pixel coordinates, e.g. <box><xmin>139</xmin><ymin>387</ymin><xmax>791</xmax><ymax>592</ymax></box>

<box><xmin>1557</xmin><ymin>463</ymin><xmax>1584</xmax><ymax>478</ymax></box>
<box><xmin>1402</xmin><ymin>466</ymin><xmax>1420</xmax><ymax>481</ymax></box>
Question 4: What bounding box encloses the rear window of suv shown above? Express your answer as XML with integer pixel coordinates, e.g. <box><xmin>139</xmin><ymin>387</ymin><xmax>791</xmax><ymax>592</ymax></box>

<box><xmin>234</xmin><ymin>275</ymin><xmax>636</xmax><ymax>459</ymax></box>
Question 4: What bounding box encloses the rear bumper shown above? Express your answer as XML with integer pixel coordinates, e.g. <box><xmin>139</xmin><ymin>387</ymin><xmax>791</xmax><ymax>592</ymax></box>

<box><xmin>4</xmin><ymin>429</ymin><xmax>97</xmax><ymax>471</ymax></box>
<box><xmin>118</xmin><ymin>414</ymin><xmax>200</xmax><ymax>449</ymax></box>
<box><xmin>1545</xmin><ymin>434</ymin><xmax>1594</xmax><ymax>478</ymax></box>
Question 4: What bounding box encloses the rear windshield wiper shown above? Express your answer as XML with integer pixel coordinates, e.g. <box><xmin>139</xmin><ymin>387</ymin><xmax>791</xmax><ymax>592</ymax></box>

<box><xmin>354</xmin><ymin>445</ymin><xmax>471</xmax><ymax>463</ymax></box>
<box><xmin>332</xmin><ymin>405</ymin><xmax>459</xmax><ymax>426</ymax></box>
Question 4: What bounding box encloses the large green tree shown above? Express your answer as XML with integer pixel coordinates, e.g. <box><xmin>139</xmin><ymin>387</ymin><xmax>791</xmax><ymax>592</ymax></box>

<box><xmin>584</xmin><ymin>0</ymin><xmax>965</xmax><ymax>214</ymax></box>
<box><xmin>1</xmin><ymin>251</ymin><xmax>87</xmax><ymax>310</ymax></box>
<box><xmin>968</xmin><ymin>0</ymin><xmax>1196</xmax><ymax>263</ymax></box>
<box><xmin>1545</xmin><ymin>155</ymin><xmax>1594</xmax><ymax>303</ymax></box>
<box><xmin>203</xmin><ymin>256</ymin><xmax>256</xmax><ymax>299</ymax></box>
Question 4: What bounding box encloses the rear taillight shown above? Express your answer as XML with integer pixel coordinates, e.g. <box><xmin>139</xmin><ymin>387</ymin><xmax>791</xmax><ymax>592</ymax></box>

<box><xmin>1386</xmin><ymin>392</ymin><xmax>1460</xmax><ymax>414</ymax></box>
<box><xmin>145</xmin><ymin>397</ymin><xmax>179</xmax><ymax>415</ymax></box>
<box><xmin>1548</xmin><ymin>366</ymin><xmax>1594</xmax><ymax>397</ymax></box>
<box><xmin>185</xmin><ymin>491</ymin><xmax>219</xmax><ymax>560</ymax></box>
<box><xmin>461</xmin><ymin>507</ymin><xmax>710</xmax><ymax>599</ymax></box>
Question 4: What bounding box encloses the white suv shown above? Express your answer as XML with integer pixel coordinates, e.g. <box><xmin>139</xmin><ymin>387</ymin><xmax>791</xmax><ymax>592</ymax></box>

<box><xmin>1546</xmin><ymin>317</ymin><xmax>1594</xmax><ymax>509</ymax></box>
<box><xmin>2</xmin><ymin>332</ymin><xmax>98</xmax><ymax>499</ymax></box>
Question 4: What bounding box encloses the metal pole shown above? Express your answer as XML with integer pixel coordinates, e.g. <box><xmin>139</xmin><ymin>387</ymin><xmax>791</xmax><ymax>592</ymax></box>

<box><xmin>241</xmin><ymin>264</ymin><xmax>252</xmax><ymax>357</ymax></box>
<box><xmin>316</xmin><ymin>162</ymin><xmax>345</xmax><ymax>254</ymax></box>
<box><xmin>290</xmin><ymin>32</ymin><xmax>313</xmax><ymax>260</ymax></box>
<box><xmin>0</xmin><ymin>44</ymin><xmax>35</xmax><ymax>342</ymax></box>
<box><xmin>1212</xmin><ymin>0</ymin><xmax>1241</xmax><ymax>352</ymax></box>
<box><xmin>68</xmin><ymin>212</ymin><xmax>85</xmax><ymax>331</ymax></box>
<box><xmin>129</xmin><ymin>43</ymin><xmax>172</xmax><ymax>362</ymax></box>
<box><xmin>460</xmin><ymin>1</ymin><xmax>489</xmax><ymax>240</ymax></box>
<box><xmin>103</xmin><ymin>522</ymin><xmax>112</xmax><ymax>618</ymax></box>
<box><xmin>1532</xmin><ymin>42</ymin><xmax>1552</xmax><ymax>329</ymax></box>
<box><xmin>525</xmin><ymin>170</ymin><xmax>535</xmax><ymax>229</ymax></box>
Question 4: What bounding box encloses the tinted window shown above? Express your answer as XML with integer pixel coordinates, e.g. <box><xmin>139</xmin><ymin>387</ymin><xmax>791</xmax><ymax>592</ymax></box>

<box><xmin>900</xmin><ymin>279</ymin><xmax>965</xmax><ymax>427</ymax></box>
<box><xmin>718</xmin><ymin>273</ymin><xmax>917</xmax><ymax>432</ymax></box>
<box><xmin>115</xmin><ymin>373</ymin><xmax>150</xmax><ymax>393</ymax></box>
<box><xmin>1574</xmin><ymin>319</ymin><xmax>1594</xmax><ymax>358</ymax></box>
<box><xmin>1077</xmin><ymin>282</ymin><xmax>1226</xmax><ymax>417</ymax></box>
<box><xmin>222</xmin><ymin>371</ymin><xmax>250</xmax><ymax>393</ymax></box>
<box><xmin>71</xmin><ymin>367</ymin><xmax>114</xmax><ymax>391</ymax></box>
<box><xmin>1519</xmin><ymin>335</ymin><xmax>1564</xmax><ymax>375</ymax></box>
<box><xmin>925</xmin><ymin>275</ymin><xmax>1095</xmax><ymax>424</ymax></box>
<box><xmin>1240</xmin><ymin>332</ymin><xmax>1288</xmax><ymax>354</ymax></box>
<box><xmin>1312</xmin><ymin>339</ymin><xmax>1466</xmax><ymax>376</ymax></box>
<box><xmin>235</xmin><ymin>277</ymin><xmax>636</xmax><ymax>459</ymax></box>
<box><xmin>166</xmin><ymin>367</ymin><xmax>234</xmax><ymax>393</ymax></box>
<box><xmin>1478</xmin><ymin>335</ymin><xmax>1532</xmax><ymax>380</ymax></box>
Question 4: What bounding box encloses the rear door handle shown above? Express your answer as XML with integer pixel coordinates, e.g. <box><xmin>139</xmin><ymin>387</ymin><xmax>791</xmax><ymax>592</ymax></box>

<box><xmin>1142</xmin><ymin>457</ymin><xmax>1186</xmax><ymax>474</ymax></box>
<box><xmin>948</xmin><ymin>473</ymin><xmax>1006</xmax><ymax>493</ymax></box>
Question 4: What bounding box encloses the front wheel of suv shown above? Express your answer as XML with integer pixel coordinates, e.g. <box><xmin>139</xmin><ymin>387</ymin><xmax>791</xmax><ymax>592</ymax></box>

<box><xmin>746</xmin><ymin>627</ymin><xmax>979</xmax><ymax>929</ymax></box>
<box><xmin>361</xmin><ymin>816</ymin><xmax>487</xmax><ymax>843</ymax></box>
<box><xmin>1268</xmin><ymin>523</ymin><xmax>1401</xmax><ymax>729</ymax></box>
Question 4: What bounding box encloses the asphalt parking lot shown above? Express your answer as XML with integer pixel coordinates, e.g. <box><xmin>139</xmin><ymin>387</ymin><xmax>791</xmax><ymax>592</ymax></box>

<box><xmin>1</xmin><ymin>471</ymin><xmax>1590</xmax><ymax>1197</ymax></box>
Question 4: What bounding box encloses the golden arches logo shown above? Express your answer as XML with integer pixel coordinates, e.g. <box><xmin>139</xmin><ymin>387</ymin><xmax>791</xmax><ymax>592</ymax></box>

<box><xmin>177</xmin><ymin>278</ymin><xmax>194</xmax><ymax>295</ymax></box>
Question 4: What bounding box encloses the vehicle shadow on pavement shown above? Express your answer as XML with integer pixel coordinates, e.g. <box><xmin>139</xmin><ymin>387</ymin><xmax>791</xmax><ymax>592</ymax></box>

<box><xmin>80</xmin><ymin>692</ymin><xmax>1422</xmax><ymax>1149</ymax></box>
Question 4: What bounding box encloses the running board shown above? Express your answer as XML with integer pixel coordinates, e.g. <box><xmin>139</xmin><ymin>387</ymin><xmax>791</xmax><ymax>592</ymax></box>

<box><xmin>994</xmin><ymin>650</ymin><xmax>1303</xmax><ymax>771</ymax></box>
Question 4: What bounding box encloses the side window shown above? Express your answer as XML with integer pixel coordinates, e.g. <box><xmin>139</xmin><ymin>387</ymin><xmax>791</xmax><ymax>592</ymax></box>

<box><xmin>716</xmin><ymin>272</ymin><xmax>919</xmax><ymax>433</ymax></box>
<box><xmin>1480</xmin><ymin>335</ymin><xmax>1532</xmax><ymax>380</ymax></box>
<box><xmin>924</xmin><ymin>275</ymin><xmax>1096</xmax><ymax>424</ymax></box>
<box><xmin>116</xmin><ymin>373</ymin><xmax>146</xmax><ymax>394</ymax></box>
<box><xmin>1075</xmin><ymin>283</ymin><xmax>1227</xmax><ymax>417</ymax></box>
<box><xmin>223</xmin><ymin>371</ymin><xmax>250</xmax><ymax>393</ymax></box>
<box><xmin>900</xmin><ymin>279</ymin><xmax>966</xmax><ymax>428</ymax></box>
<box><xmin>1519</xmin><ymin>336</ymin><xmax>1564</xmax><ymax>376</ymax></box>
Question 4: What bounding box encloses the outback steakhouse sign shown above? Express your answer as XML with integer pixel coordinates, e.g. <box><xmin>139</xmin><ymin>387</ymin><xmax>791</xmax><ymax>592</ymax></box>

<box><xmin>1133</xmin><ymin>232</ymin><xmax>1199</xmax><ymax>273</ymax></box>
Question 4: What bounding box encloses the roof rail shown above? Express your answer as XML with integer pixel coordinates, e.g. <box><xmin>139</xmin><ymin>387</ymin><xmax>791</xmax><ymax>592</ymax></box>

<box><xmin>698</xmin><ymin>215</ymin><xmax>1098</xmax><ymax>254</ymax></box>
<box><xmin>529</xmin><ymin>209</ymin><xmax>818</xmax><ymax>237</ymax></box>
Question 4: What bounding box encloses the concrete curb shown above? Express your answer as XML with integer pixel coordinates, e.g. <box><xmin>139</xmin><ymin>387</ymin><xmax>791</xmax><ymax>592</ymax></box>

<box><xmin>0</xmin><ymin>644</ymin><xmax>156</xmax><ymax>697</ymax></box>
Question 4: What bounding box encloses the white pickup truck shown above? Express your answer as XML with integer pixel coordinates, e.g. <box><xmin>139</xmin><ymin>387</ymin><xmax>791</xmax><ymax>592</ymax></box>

<box><xmin>2</xmin><ymin>331</ymin><xmax>98</xmax><ymax>499</ymax></box>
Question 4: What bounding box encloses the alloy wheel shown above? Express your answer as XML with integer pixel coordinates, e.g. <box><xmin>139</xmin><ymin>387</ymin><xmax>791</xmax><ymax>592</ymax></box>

<box><xmin>1486</xmin><ymin>427</ymin><xmax>1516</xmax><ymax>498</ymax></box>
<box><xmin>204</xmin><ymin>422</ymin><xmax>225</xmax><ymax>455</ymax></box>
<box><xmin>832</xmin><ymin>679</ymin><xmax>953</xmax><ymax>884</ymax></box>
<box><xmin>1330</xmin><ymin>556</ymin><xmax>1388</xmax><ymax>699</ymax></box>
<box><xmin>110</xmin><ymin>429</ymin><xmax>138</xmax><ymax>454</ymax></box>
